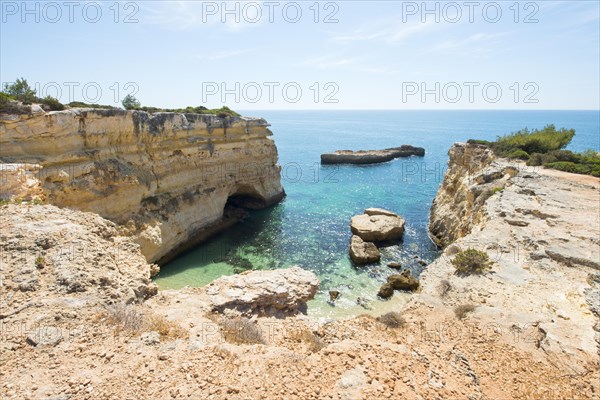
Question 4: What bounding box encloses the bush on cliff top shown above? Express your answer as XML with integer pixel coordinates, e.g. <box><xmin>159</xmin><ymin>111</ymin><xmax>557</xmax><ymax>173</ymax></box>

<box><xmin>1</xmin><ymin>78</ymin><xmax>66</xmax><ymax>113</ymax></box>
<box><xmin>2</xmin><ymin>77</ymin><xmax>240</xmax><ymax>117</ymax></box>
<box><xmin>468</xmin><ymin>125</ymin><xmax>599</xmax><ymax>177</ymax></box>
<box><xmin>451</xmin><ymin>249</ymin><xmax>492</xmax><ymax>274</ymax></box>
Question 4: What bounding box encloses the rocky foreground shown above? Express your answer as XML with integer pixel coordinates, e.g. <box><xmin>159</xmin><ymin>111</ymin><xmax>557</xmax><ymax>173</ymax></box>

<box><xmin>1</xmin><ymin>143</ymin><xmax>599</xmax><ymax>399</ymax></box>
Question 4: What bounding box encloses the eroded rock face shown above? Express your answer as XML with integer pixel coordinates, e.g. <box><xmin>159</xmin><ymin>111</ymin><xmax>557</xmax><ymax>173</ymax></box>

<box><xmin>0</xmin><ymin>109</ymin><xmax>285</xmax><ymax>263</ymax></box>
<box><xmin>205</xmin><ymin>267</ymin><xmax>319</xmax><ymax>317</ymax></box>
<box><xmin>429</xmin><ymin>143</ymin><xmax>515</xmax><ymax>247</ymax></box>
<box><xmin>349</xmin><ymin>235</ymin><xmax>380</xmax><ymax>264</ymax></box>
<box><xmin>350</xmin><ymin>210</ymin><xmax>405</xmax><ymax>242</ymax></box>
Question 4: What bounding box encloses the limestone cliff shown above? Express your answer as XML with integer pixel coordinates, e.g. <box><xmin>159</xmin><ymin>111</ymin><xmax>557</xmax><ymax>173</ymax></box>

<box><xmin>0</xmin><ymin>109</ymin><xmax>284</xmax><ymax>263</ymax></box>
<box><xmin>429</xmin><ymin>142</ymin><xmax>517</xmax><ymax>247</ymax></box>
<box><xmin>419</xmin><ymin>142</ymin><xmax>600</xmax><ymax>372</ymax></box>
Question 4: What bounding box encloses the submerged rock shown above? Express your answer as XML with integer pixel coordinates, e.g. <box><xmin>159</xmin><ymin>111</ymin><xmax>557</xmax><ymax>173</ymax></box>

<box><xmin>205</xmin><ymin>266</ymin><xmax>319</xmax><ymax>317</ymax></box>
<box><xmin>350</xmin><ymin>210</ymin><xmax>405</xmax><ymax>242</ymax></box>
<box><xmin>387</xmin><ymin>262</ymin><xmax>402</xmax><ymax>269</ymax></box>
<box><xmin>349</xmin><ymin>235</ymin><xmax>381</xmax><ymax>264</ymax></box>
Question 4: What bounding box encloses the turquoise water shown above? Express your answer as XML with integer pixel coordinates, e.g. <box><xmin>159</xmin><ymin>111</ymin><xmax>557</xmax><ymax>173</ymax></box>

<box><xmin>155</xmin><ymin>110</ymin><xmax>600</xmax><ymax>318</ymax></box>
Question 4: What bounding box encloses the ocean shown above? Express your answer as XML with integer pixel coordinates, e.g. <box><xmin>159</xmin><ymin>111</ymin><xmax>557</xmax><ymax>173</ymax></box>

<box><xmin>154</xmin><ymin>110</ymin><xmax>600</xmax><ymax>319</ymax></box>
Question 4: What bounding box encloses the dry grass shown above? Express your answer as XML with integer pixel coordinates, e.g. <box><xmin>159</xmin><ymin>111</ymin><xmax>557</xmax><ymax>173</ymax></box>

<box><xmin>97</xmin><ymin>304</ymin><xmax>188</xmax><ymax>339</ymax></box>
<box><xmin>376</xmin><ymin>312</ymin><xmax>406</xmax><ymax>329</ymax></box>
<box><xmin>454</xmin><ymin>304</ymin><xmax>477</xmax><ymax>320</ymax></box>
<box><xmin>218</xmin><ymin>317</ymin><xmax>266</xmax><ymax>345</ymax></box>
<box><xmin>438</xmin><ymin>279</ymin><xmax>452</xmax><ymax>297</ymax></box>
<box><xmin>146</xmin><ymin>314</ymin><xmax>188</xmax><ymax>339</ymax></box>
<box><xmin>288</xmin><ymin>326</ymin><xmax>326</xmax><ymax>353</ymax></box>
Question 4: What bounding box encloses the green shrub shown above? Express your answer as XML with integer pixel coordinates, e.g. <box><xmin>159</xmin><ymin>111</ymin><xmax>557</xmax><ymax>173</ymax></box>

<box><xmin>545</xmin><ymin>161</ymin><xmax>591</xmax><ymax>175</ymax></box>
<box><xmin>68</xmin><ymin>101</ymin><xmax>115</xmax><ymax>109</ymax></box>
<box><xmin>122</xmin><ymin>94</ymin><xmax>141</xmax><ymax>110</ymax></box>
<box><xmin>0</xmin><ymin>92</ymin><xmax>15</xmax><ymax>104</ymax></box>
<box><xmin>41</xmin><ymin>96</ymin><xmax>65</xmax><ymax>111</ymax></box>
<box><xmin>0</xmin><ymin>92</ymin><xmax>30</xmax><ymax>115</ymax></box>
<box><xmin>508</xmin><ymin>149</ymin><xmax>529</xmax><ymax>160</ymax></box>
<box><xmin>493</xmin><ymin>125</ymin><xmax>574</xmax><ymax>155</ymax></box>
<box><xmin>451</xmin><ymin>249</ymin><xmax>492</xmax><ymax>274</ymax></box>
<box><xmin>467</xmin><ymin>139</ymin><xmax>492</xmax><ymax>146</ymax></box>
<box><xmin>3</xmin><ymin>78</ymin><xmax>37</xmax><ymax>104</ymax></box>
<box><xmin>507</xmin><ymin>149</ymin><xmax>530</xmax><ymax>160</ymax></box>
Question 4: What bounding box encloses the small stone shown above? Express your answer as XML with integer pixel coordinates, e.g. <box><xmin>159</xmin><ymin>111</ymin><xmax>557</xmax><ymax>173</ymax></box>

<box><xmin>140</xmin><ymin>331</ymin><xmax>161</xmax><ymax>346</ymax></box>
<box><xmin>329</xmin><ymin>290</ymin><xmax>341</xmax><ymax>303</ymax></box>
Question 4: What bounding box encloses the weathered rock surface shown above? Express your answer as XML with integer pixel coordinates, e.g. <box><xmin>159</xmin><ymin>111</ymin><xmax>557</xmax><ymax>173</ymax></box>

<box><xmin>416</xmin><ymin>143</ymin><xmax>600</xmax><ymax>373</ymax></box>
<box><xmin>321</xmin><ymin>145</ymin><xmax>425</xmax><ymax>164</ymax></box>
<box><xmin>0</xmin><ymin>163</ymin><xmax>44</xmax><ymax>202</ymax></box>
<box><xmin>348</xmin><ymin>235</ymin><xmax>380</xmax><ymax>264</ymax></box>
<box><xmin>205</xmin><ymin>267</ymin><xmax>319</xmax><ymax>316</ymax></box>
<box><xmin>429</xmin><ymin>143</ymin><xmax>519</xmax><ymax>247</ymax></box>
<box><xmin>387</xmin><ymin>270</ymin><xmax>419</xmax><ymax>291</ymax></box>
<box><xmin>0</xmin><ymin>204</ymin><xmax>156</xmax><ymax>305</ymax></box>
<box><xmin>350</xmin><ymin>210</ymin><xmax>405</xmax><ymax>242</ymax></box>
<box><xmin>0</xmin><ymin>109</ymin><xmax>285</xmax><ymax>263</ymax></box>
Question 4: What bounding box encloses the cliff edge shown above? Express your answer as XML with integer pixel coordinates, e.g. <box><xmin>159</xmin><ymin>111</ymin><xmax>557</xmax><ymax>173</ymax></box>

<box><xmin>413</xmin><ymin>142</ymin><xmax>600</xmax><ymax>374</ymax></box>
<box><xmin>0</xmin><ymin>109</ymin><xmax>285</xmax><ymax>263</ymax></box>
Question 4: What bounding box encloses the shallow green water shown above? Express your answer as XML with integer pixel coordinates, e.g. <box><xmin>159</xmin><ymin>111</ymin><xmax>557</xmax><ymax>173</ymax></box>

<box><xmin>154</xmin><ymin>110</ymin><xmax>600</xmax><ymax>319</ymax></box>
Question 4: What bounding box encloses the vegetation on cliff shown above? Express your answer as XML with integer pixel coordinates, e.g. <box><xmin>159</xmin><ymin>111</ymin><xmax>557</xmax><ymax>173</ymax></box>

<box><xmin>468</xmin><ymin>124</ymin><xmax>600</xmax><ymax>177</ymax></box>
<box><xmin>1</xmin><ymin>78</ymin><xmax>64</xmax><ymax>112</ymax></box>
<box><xmin>0</xmin><ymin>78</ymin><xmax>240</xmax><ymax>117</ymax></box>
<box><xmin>451</xmin><ymin>249</ymin><xmax>492</xmax><ymax>274</ymax></box>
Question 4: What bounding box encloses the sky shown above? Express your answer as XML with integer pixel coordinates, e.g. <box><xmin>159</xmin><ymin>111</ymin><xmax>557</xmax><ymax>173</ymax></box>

<box><xmin>1</xmin><ymin>0</ymin><xmax>599</xmax><ymax>110</ymax></box>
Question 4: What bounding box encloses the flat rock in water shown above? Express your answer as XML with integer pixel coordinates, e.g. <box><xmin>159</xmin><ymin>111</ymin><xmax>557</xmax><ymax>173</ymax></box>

<box><xmin>349</xmin><ymin>235</ymin><xmax>381</xmax><ymax>264</ymax></box>
<box><xmin>350</xmin><ymin>212</ymin><xmax>405</xmax><ymax>242</ymax></box>
<box><xmin>321</xmin><ymin>145</ymin><xmax>425</xmax><ymax>165</ymax></box>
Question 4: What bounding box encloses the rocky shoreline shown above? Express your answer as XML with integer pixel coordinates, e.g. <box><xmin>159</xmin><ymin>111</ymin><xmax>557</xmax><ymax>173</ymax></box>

<box><xmin>1</xmin><ymin>132</ymin><xmax>598</xmax><ymax>398</ymax></box>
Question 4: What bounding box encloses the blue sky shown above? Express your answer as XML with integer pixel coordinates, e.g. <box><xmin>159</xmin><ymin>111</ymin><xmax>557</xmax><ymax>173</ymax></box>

<box><xmin>1</xmin><ymin>1</ymin><xmax>599</xmax><ymax>109</ymax></box>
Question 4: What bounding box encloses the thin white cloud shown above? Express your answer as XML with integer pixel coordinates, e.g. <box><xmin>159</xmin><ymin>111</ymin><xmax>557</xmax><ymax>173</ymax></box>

<box><xmin>297</xmin><ymin>54</ymin><xmax>402</xmax><ymax>74</ymax></box>
<box><xmin>428</xmin><ymin>32</ymin><xmax>512</xmax><ymax>53</ymax></box>
<box><xmin>139</xmin><ymin>1</ymin><xmax>264</xmax><ymax>32</ymax></box>
<box><xmin>196</xmin><ymin>49</ymin><xmax>253</xmax><ymax>61</ymax></box>
<box><xmin>331</xmin><ymin>18</ymin><xmax>438</xmax><ymax>44</ymax></box>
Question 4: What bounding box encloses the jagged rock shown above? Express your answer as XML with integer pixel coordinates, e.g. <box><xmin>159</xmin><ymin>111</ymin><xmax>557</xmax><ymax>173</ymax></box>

<box><xmin>350</xmin><ymin>210</ymin><xmax>405</xmax><ymax>242</ymax></box>
<box><xmin>430</xmin><ymin>143</ymin><xmax>508</xmax><ymax>247</ymax></box>
<box><xmin>378</xmin><ymin>283</ymin><xmax>394</xmax><ymax>299</ymax></box>
<box><xmin>321</xmin><ymin>145</ymin><xmax>425</xmax><ymax>164</ymax></box>
<box><xmin>205</xmin><ymin>267</ymin><xmax>319</xmax><ymax>317</ymax></box>
<box><xmin>387</xmin><ymin>270</ymin><xmax>419</xmax><ymax>291</ymax></box>
<box><xmin>349</xmin><ymin>235</ymin><xmax>380</xmax><ymax>264</ymax></box>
